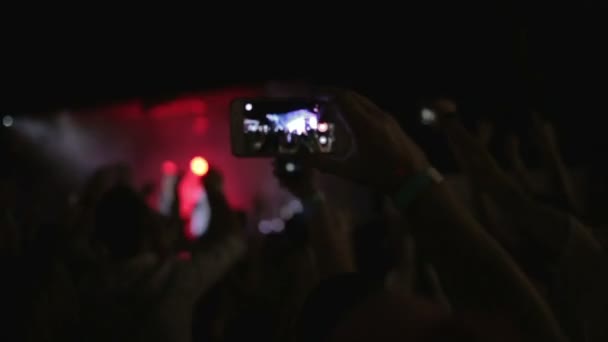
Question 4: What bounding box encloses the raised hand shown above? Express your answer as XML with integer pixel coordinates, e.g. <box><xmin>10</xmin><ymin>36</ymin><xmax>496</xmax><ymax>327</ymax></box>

<box><xmin>529</xmin><ymin>112</ymin><xmax>581</xmax><ymax>214</ymax></box>
<box><xmin>273</xmin><ymin>159</ymin><xmax>319</xmax><ymax>200</ymax></box>
<box><xmin>477</xmin><ymin>120</ymin><xmax>493</xmax><ymax>148</ymax></box>
<box><xmin>203</xmin><ymin>168</ymin><xmax>224</xmax><ymax>195</ymax></box>
<box><xmin>202</xmin><ymin>168</ymin><xmax>240</xmax><ymax>238</ymax></box>
<box><xmin>505</xmin><ymin>134</ymin><xmax>537</xmax><ymax>195</ymax></box>
<box><xmin>309</xmin><ymin>89</ymin><xmax>430</xmax><ymax>191</ymax></box>
<box><xmin>531</xmin><ymin>112</ymin><xmax>559</xmax><ymax>162</ymax></box>
<box><xmin>433</xmin><ymin>99</ymin><xmax>515</xmax><ymax>196</ymax></box>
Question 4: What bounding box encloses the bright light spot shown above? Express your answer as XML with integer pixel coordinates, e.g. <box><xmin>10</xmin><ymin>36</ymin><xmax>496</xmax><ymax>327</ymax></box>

<box><xmin>259</xmin><ymin>220</ymin><xmax>272</xmax><ymax>234</ymax></box>
<box><xmin>280</xmin><ymin>198</ymin><xmax>304</xmax><ymax>220</ymax></box>
<box><xmin>190</xmin><ymin>156</ymin><xmax>209</xmax><ymax>176</ymax></box>
<box><xmin>279</xmin><ymin>206</ymin><xmax>293</xmax><ymax>221</ymax></box>
<box><xmin>270</xmin><ymin>218</ymin><xmax>285</xmax><ymax>232</ymax></box>
<box><xmin>287</xmin><ymin>199</ymin><xmax>304</xmax><ymax>214</ymax></box>
<box><xmin>162</xmin><ymin>160</ymin><xmax>178</xmax><ymax>175</ymax></box>
<box><xmin>308</xmin><ymin>115</ymin><xmax>318</xmax><ymax>129</ymax></box>
<box><xmin>259</xmin><ymin>218</ymin><xmax>286</xmax><ymax>234</ymax></box>
<box><xmin>285</xmin><ymin>162</ymin><xmax>296</xmax><ymax>172</ymax></box>
<box><xmin>280</xmin><ymin>205</ymin><xmax>294</xmax><ymax>220</ymax></box>
<box><xmin>318</xmin><ymin>122</ymin><xmax>329</xmax><ymax>133</ymax></box>
<box><xmin>2</xmin><ymin>115</ymin><xmax>14</xmax><ymax>127</ymax></box>
<box><xmin>245</xmin><ymin>103</ymin><xmax>253</xmax><ymax>111</ymax></box>
<box><xmin>319</xmin><ymin>136</ymin><xmax>328</xmax><ymax>145</ymax></box>
<box><xmin>421</xmin><ymin>108</ymin><xmax>436</xmax><ymax>125</ymax></box>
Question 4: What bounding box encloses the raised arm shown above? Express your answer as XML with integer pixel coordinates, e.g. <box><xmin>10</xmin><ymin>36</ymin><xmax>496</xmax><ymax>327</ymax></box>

<box><xmin>178</xmin><ymin>169</ymin><xmax>246</xmax><ymax>301</ymax></box>
<box><xmin>530</xmin><ymin>113</ymin><xmax>583</xmax><ymax>215</ymax></box>
<box><xmin>436</xmin><ymin>102</ymin><xmax>606</xmax><ymax>341</ymax></box>
<box><xmin>274</xmin><ymin>161</ymin><xmax>355</xmax><ymax>279</ymax></box>
<box><xmin>309</xmin><ymin>90</ymin><xmax>567</xmax><ymax>342</ymax></box>
<box><xmin>505</xmin><ymin>133</ymin><xmax>538</xmax><ymax>195</ymax></box>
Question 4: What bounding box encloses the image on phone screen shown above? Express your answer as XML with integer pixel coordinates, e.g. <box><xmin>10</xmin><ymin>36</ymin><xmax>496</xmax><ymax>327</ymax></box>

<box><xmin>231</xmin><ymin>99</ymin><xmax>336</xmax><ymax>156</ymax></box>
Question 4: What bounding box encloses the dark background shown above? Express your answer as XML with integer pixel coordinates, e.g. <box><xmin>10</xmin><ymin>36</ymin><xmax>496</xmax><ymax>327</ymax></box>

<box><xmin>2</xmin><ymin>5</ymin><xmax>606</xmax><ymax>170</ymax></box>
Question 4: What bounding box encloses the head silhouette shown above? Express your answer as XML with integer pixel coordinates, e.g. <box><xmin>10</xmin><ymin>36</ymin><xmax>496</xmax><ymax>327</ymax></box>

<box><xmin>94</xmin><ymin>185</ymin><xmax>149</xmax><ymax>261</ymax></box>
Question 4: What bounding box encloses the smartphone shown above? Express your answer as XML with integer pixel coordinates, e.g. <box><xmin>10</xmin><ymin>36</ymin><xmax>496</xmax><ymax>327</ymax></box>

<box><xmin>231</xmin><ymin>98</ymin><xmax>341</xmax><ymax>157</ymax></box>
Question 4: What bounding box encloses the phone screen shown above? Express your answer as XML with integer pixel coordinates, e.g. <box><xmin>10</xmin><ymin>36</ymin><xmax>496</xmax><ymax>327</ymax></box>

<box><xmin>231</xmin><ymin>98</ymin><xmax>336</xmax><ymax>156</ymax></box>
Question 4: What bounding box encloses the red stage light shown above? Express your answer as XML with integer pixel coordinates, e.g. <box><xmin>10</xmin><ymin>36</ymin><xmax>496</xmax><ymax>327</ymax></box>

<box><xmin>193</xmin><ymin>116</ymin><xmax>209</xmax><ymax>134</ymax></box>
<box><xmin>149</xmin><ymin>98</ymin><xmax>207</xmax><ymax>119</ymax></box>
<box><xmin>190</xmin><ymin>156</ymin><xmax>209</xmax><ymax>176</ymax></box>
<box><xmin>162</xmin><ymin>160</ymin><xmax>178</xmax><ymax>175</ymax></box>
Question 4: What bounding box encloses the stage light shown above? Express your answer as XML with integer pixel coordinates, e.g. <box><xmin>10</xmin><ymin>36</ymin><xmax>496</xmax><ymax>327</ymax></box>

<box><xmin>318</xmin><ymin>122</ymin><xmax>329</xmax><ymax>133</ymax></box>
<box><xmin>162</xmin><ymin>160</ymin><xmax>178</xmax><ymax>175</ymax></box>
<box><xmin>190</xmin><ymin>156</ymin><xmax>209</xmax><ymax>176</ymax></box>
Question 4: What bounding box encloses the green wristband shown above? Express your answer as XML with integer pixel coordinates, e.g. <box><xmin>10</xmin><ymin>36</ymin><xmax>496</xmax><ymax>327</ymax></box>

<box><xmin>392</xmin><ymin>168</ymin><xmax>443</xmax><ymax>210</ymax></box>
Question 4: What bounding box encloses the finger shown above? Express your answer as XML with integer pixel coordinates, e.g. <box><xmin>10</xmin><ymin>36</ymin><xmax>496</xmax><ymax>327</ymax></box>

<box><xmin>530</xmin><ymin>112</ymin><xmax>551</xmax><ymax>146</ymax></box>
<box><xmin>305</xmin><ymin>153</ymin><xmax>354</xmax><ymax>178</ymax></box>
<box><xmin>425</xmin><ymin>264</ymin><xmax>452</xmax><ymax>312</ymax></box>
<box><xmin>505</xmin><ymin>134</ymin><xmax>533</xmax><ymax>187</ymax></box>
<box><xmin>309</xmin><ymin>88</ymin><xmax>379</xmax><ymax>177</ymax></box>
<box><xmin>442</xmin><ymin>116</ymin><xmax>503</xmax><ymax>180</ymax></box>
<box><xmin>530</xmin><ymin>111</ymin><xmax>545</xmax><ymax>131</ymax></box>
<box><xmin>346</xmin><ymin>90</ymin><xmax>386</xmax><ymax>117</ymax></box>
<box><xmin>477</xmin><ymin>120</ymin><xmax>494</xmax><ymax>147</ymax></box>
<box><xmin>505</xmin><ymin>134</ymin><xmax>521</xmax><ymax>160</ymax></box>
<box><xmin>530</xmin><ymin>112</ymin><xmax>561</xmax><ymax>160</ymax></box>
<box><xmin>403</xmin><ymin>235</ymin><xmax>416</xmax><ymax>292</ymax></box>
<box><xmin>431</xmin><ymin>98</ymin><xmax>458</xmax><ymax>115</ymax></box>
<box><xmin>543</xmin><ymin>122</ymin><xmax>558</xmax><ymax>146</ymax></box>
<box><xmin>320</xmin><ymin>88</ymin><xmax>382</xmax><ymax>135</ymax></box>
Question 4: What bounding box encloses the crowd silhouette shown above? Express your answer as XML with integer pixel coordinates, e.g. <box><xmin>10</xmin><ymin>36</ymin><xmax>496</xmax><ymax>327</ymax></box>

<box><xmin>1</xmin><ymin>90</ymin><xmax>606</xmax><ymax>342</ymax></box>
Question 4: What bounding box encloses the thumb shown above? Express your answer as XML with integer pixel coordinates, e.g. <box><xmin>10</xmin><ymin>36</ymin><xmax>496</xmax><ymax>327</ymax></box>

<box><xmin>432</xmin><ymin>98</ymin><xmax>458</xmax><ymax>116</ymax></box>
<box><xmin>305</xmin><ymin>153</ymin><xmax>349</xmax><ymax>176</ymax></box>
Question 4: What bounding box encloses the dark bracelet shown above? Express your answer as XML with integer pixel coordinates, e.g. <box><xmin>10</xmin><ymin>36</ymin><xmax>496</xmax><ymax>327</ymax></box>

<box><xmin>391</xmin><ymin>167</ymin><xmax>443</xmax><ymax>210</ymax></box>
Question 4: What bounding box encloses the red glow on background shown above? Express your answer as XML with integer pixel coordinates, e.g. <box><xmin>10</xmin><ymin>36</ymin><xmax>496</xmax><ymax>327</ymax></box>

<box><xmin>190</xmin><ymin>157</ymin><xmax>209</xmax><ymax>176</ymax></box>
<box><xmin>114</xmin><ymin>101</ymin><xmax>144</xmax><ymax>120</ymax></box>
<box><xmin>149</xmin><ymin>98</ymin><xmax>207</xmax><ymax>119</ymax></box>
<box><xmin>162</xmin><ymin>160</ymin><xmax>178</xmax><ymax>175</ymax></box>
<box><xmin>179</xmin><ymin>172</ymin><xmax>203</xmax><ymax>219</ymax></box>
<box><xmin>177</xmin><ymin>250</ymin><xmax>192</xmax><ymax>260</ymax></box>
<box><xmin>184</xmin><ymin>226</ymin><xmax>196</xmax><ymax>241</ymax></box>
<box><xmin>193</xmin><ymin>116</ymin><xmax>209</xmax><ymax>134</ymax></box>
<box><xmin>178</xmin><ymin>172</ymin><xmax>205</xmax><ymax>240</ymax></box>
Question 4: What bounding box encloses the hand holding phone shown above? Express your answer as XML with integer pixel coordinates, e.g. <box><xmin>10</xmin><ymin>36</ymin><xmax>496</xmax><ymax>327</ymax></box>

<box><xmin>273</xmin><ymin>158</ymin><xmax>318</xmax><ymax>200</ymax></box>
